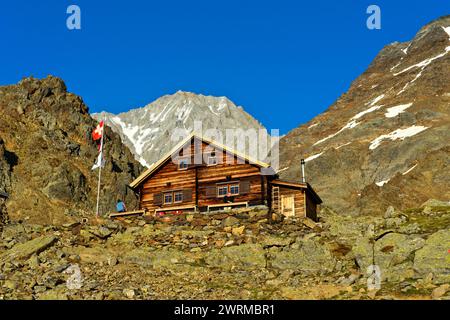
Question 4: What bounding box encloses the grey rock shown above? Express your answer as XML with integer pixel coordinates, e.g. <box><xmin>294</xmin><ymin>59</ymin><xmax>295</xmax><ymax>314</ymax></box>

<box><xmin>222</xmin><ymin>216</ymin><xmax>240</xmax><ymax>227</ymax></box>
<box><xmin>271</xmin><ymin>238</ymin><xmax>335</xmax><ymax>274</ymax></box>
<box><xmin>414</xmin><ymin>229</ymin><xmax>450</xmax><ymax>284</ymax></box>
<box><xmin>0</xmin><ymin>235</ymin><xmax>57</xmax><ymax>264</ymax></box>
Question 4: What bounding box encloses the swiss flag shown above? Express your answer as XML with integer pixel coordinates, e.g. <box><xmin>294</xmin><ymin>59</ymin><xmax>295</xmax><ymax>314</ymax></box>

<box><xmin>92</xmin><ymin>121</ymin><xmax>104</xmax><ymax>141</ymax></box>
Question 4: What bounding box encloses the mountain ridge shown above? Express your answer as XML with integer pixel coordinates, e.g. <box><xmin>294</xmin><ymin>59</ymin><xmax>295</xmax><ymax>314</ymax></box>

<box><xmin>93</xmin><ymin>91</ymin><xmax>270</xmax><ymax>167</ymax></box>
<box><xmin>0</xmin><ymin>76</ymin><xmax>143</xmax><ymax>225</ymax></box>
<box><xmin>277</xmin><ymin>15</ymin><xmax>450</xmax><ymax>215</ymax></box>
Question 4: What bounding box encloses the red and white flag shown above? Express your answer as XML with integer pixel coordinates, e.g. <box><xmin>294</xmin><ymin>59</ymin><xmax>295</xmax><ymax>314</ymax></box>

<box><xmin>92</xmin><ymin>121</ymin><xmax>104</xmax><ymax>141</ymax></box>
<box><xmin>91</xmin><ymin>121</ymin><xmax>105</xmax><ymax>170</ymax></box>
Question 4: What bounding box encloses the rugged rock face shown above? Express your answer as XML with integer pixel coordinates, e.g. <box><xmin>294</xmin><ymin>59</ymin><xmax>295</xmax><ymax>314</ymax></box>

<box><xmin>93</xmin><ymin>91</ymin><xmax>269</xmax><ymax>167</ymax></box>
<box><xmin>278</xmin><ymin>16</ymin><xmax>450</xmax><ymax>215</ymax></box>
<box><xmin>0</xmin><ymin>139</ymin><xmax>14</xmax><ymax>224</ymax></box>
<box><xmin>0</xmin><ymin>76</ymin><xmax>142</xmax><ymax>225</ymax></box>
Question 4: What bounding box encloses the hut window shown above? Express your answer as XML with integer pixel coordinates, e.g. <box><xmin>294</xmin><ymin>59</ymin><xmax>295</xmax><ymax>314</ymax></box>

<box><xmin>178</xmin><ymin>157</ymin><xmax>189</xmax><ymax>170</ymax></box>
<box><xmin>230</xmin><ymin>184</ymin><xmax>239</xmax><ymax>195</ymax></box>
<box><xmin>208</xmin><ymin>156</ymin><xmax>218</xmax><ymax>166</ymax></box>
<box><xmin>217</xmin><ymin>185</ymin><xmax>228</xmax><ymax>197</ymax></box>
<box><xmin>217</xmin><ymin>183</ymin><xmax>240</xmax><ymax>197</ymax></box>
<box><xmin>174</xmin><ymin>191</ymin><xmax>183</xmax><ymax>203</ymax></box>
<box><xmin>164</xmin><ymin>193</ymin><xmax>173</xmax><ymax>204</ymax></box>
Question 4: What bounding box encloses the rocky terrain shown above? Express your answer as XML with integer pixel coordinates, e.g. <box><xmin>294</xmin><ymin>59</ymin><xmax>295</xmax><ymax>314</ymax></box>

<box><xmin>0</xmin><ymin>200</ymin><xmax>448</xmax><ymax>300</ymax></box>
<box><xmin>92</xmin><ymin>91</ymin><xmax>270</xmax><ymax>167</ymax></box>
<box><xmin>278</xmin><ymin>15</ymin><xmax>450</xmax><ymax>215</ymax></box>
<box><xmin>0</xmin><ymin>76</ymin><xmax>142</xmax><ymax>225</ymax></box>
<box><xmin>1</xmin><ymin>16</ymin><xmax>449</xmax><ymax>301</ymax></box>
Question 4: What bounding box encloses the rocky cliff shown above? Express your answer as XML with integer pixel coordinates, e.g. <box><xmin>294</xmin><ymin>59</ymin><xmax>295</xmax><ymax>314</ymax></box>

<box><xmin>0</xmin><ymin>76</ymin><xmax>142</xmax><ymax>225</ymax></box>
<box><xmin>93</xmin><ymin>91</ymin><xmax>269</xmax><ymax>167</ymax></box>
<box><xmin>278</xmin><ymin>16</ymin><xmax>450</xmax><ymax>215</ymax></box>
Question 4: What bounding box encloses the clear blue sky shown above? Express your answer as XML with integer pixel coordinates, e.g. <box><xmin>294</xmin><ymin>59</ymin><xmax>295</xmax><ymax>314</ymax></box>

<box><xmin>1</xmin><ymin>1</ymin><xmax>448</xmax><ymax>134</ymax></box>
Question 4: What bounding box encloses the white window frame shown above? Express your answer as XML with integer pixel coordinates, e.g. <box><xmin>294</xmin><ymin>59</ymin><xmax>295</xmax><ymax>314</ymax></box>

<box><xmin>229</xmin><ymin>184</ymin><xmax>240</xmax><ymax>196</ymax></box>
<box><xmin>163</xmin><ymin>192</ymin><xmax>173</xmax><ymax>204</ymax></box>
<box><xmin>174</xmin><ymin>191</ymin><xmax>183</xmax><ymax>203</ymax></box>
<box><xmin>217</xmin><ymin>185</ymin><xmax>228</xmax><ymax>197</ymax></box>
<box><xmin>207</xmin><ymin>156</ymin><xmax>218</xmax><ymax>166</ymax></box>
<box><xmin>178</xmin><ymin>157</ymin><xmax>189</xmax><ymax>170</ymax></box>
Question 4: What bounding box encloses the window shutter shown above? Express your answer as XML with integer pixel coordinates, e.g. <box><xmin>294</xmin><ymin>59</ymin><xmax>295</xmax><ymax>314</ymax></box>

<box><xmin>240</xmin><ymin>180</ymin><xmax>251</xmax><ymax>194</ymax></box>
<box><xmin>153</xmin><ymin>193</ymin><xmax>163</xmax><ymax>206</ymax></box>
<box><xmin>183</xmin><ymin>189</ymin><xmax>193</xmax><ymax>202</ymax></box>
<box><xmin>205</xmin><ymin>186</ymin><xmax>216</xmax><ymax>198</ymax></box>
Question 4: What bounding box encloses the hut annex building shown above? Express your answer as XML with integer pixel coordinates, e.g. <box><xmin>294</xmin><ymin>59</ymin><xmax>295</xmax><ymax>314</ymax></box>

<box><xmin>129</xmin><ymin>133</ymin><xmax>322</xmax><ymax>221</ymax></box>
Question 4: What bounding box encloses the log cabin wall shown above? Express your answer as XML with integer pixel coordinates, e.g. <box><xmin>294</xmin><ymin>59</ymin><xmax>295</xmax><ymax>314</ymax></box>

<box><xmin>305</xmin><ymin>191</ymin><xmax>318</xmax><ymax>221</ymax></box>
<box><xmin>271</xmin><ymin>184</ymin><xmax>321</xmax><ymax>221</ymax></box>
<box><xmin>139</xmin><ymin>137</ymin><xmax>268</xmax><ymax>213</ymax></box>
<box><xmin>272</xmin><ymin>186</ymin><xmax>306</xmax><ymax>218</ymax></box>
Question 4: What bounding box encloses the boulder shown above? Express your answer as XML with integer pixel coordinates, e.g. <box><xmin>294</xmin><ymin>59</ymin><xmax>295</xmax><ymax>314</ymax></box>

<box><xmin>89</xmin><ymin>226</ymin><xmax>113</xmax><ymax>239</ymax></box>
<box><xmin>353</xmin><ymin>233</ymin><xmax>424</xmax><ymax>282</ymax></box>
<box><xmin>260</xmin><ymin>235</ymin><xmax>293</xmax><ymax>247</ymax></box>
<box><xmin>421</xmin><ymin>199</ymin><xmax>450</xmax><ymax>214</ymax></box>
<box><xmin>123</xmin><ymin>288</ymin><xmax>135</xmax><ymax>299</ymax></box>
<box><xmin>0</xmin><ymin>235</ymin><xmax>57</xmax><ymax>263</ymax></box>
<box><xmin>431</xmin><ymin>284</ymin><xmax>450</xmax><ymax>299</ymax></box>
<box><xmin>222</xmin><ymin>216</ymin><xmax>239</xmax><ymax>227</ymax></box>
<box><xmin>271</xmin><ymin>238</ymin><xmax>335</xmax><ymax>274</ymax></box>
<box><xmin>205</xmin><ymin>244</ymin><xmax>266</xmax><ymax>270</ymax></box>
<box><xmin>383</xmin><ymin>206</ymin><xmax>395</xmax><ymax>219</ymax></box>
<box><xmin>414</xmin><ymin>229</ymin><xmax>450</xmax><ymax>284</ymax></box>
<box><xmin>76</xmin><ymin>246</ymin><xmax>113</xmax><ymax>264</ymax></box>
<box><xmin>231</xmin><ymin>225</ymin><xmax>245</xmax><ymax>236</ymax></box>
<box><xmin>37</xmin><ymin>286</ymin><xmax>68</xmax><ymax>300</ymax></box>
<box><xmin>121</xmin><ymin>248</ymin><xmax>188</xmax><ymax>268</ymax></box>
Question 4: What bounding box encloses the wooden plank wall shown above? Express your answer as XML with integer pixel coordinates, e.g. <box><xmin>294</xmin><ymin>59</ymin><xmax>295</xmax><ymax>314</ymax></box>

<box><xmin>305</xmin><ymin>191</ymin><xmax>318</xmax><ymax>221</ymax></box>
<box><xmin>273</xmin><ymin>186</ymin><xmax>307</xmax><ymax>218</ymax></box>
<box><xmin>139</xmin><ymin>137</ymin><xmax>267</xmax><ymax>213</ymax></box>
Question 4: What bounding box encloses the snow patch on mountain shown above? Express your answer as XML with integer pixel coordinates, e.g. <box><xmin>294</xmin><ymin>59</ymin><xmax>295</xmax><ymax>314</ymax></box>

<box><xmin>111</xmin><ymin>117</ymin><xmax>139</xmax><ymax>145</ymax></box>
<box><xmin>313</xmin><ymin>95</ymin><xmax>387</xmax><ymax>146</ymax></box>
<box><xmin>313</xmin><ymin>119</ymin><xmax>359</xmax><ymax>146</ymax></box>
<box><xmin>335</xmin><ymin>142</ymin><xmax>352</xmax><ymax>150</ymax></box>
<box><xmin>394</xmin><ymin>46</ymin><xmax>450</xmax><ymax>76</ymax></box>
<box><xmin>369</xmin><ymin>125</ymin><xmax>429</xmax><ymax>150</ymax></box>
<box><xmin>376</xmin><ymin>179</ymin><xmax>390</xmax><ymax>187</ymax></box>
<box><xmin>403</xmin><ymin>164</ymin><xmax>418</xmax><ymax>175</ymax></box>
<box><xmin>352</xmin><ymin>105</ymin><xmax>383</xmax><ymax>120</ymax></box>
<box><xmin>367</xmin><ymin>94</ymin><xmax>385</xmax><ymax>107</ymax></box>
<box><xmin>385</xmin><ymin>103</ymin><xmax>413</xmax><ymax>118</ymax></box>
<box><xmin>443</xmin><ymin>26</ymin><xmax>450</xmax><ymax>39</ymax></box>
<box><xmin>305</xmin><ymin>152</ymin><xmax>323</xmax><ymax>162</ymax></box>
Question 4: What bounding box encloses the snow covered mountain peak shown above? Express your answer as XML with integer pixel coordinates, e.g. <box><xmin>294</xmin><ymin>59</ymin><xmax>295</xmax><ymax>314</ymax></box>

<box><xmin>93</xmin><ymin>91</ymin><xmax>268</xmax><ymax>167</ymax></box>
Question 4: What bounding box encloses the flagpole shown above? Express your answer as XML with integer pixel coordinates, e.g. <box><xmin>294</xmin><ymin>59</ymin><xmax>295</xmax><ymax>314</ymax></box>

<box><xmin>95</xmin><ymin>117</ymin><xmax>105</xmax><ymax>218</ymax></box>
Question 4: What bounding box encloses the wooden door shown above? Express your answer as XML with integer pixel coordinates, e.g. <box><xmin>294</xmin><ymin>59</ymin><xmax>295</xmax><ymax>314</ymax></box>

<box><xmin>281</xmin><ymin>195</ymin><xmax>295</xmax><ymax>217</ymax></box>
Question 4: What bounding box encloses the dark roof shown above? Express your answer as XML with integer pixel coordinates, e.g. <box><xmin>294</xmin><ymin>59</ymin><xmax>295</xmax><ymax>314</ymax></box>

<box><xmin>270</xmin><ymin>180</ymin><xmax>322</xmax><ymax>204</ymax></box>
<box><xmin>0</xmin><ymin>191</ymin><xmax>9</xmax><ymax>199</ymax></box>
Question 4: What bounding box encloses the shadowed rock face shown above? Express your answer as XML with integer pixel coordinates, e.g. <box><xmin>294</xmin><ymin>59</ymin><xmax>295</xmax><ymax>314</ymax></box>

<box><xmin>0</xmin><ymin>76</ymin><xmax>142</xmax><ymax>225</ymax></box>
<box><xmin>278</xmin><ymin>15</ymin><xmax>450</xmax><ymax>215</ymax></box>
<box><xmin>0</xmin><ymin>139</ymin><xmax>14</xmax><ymax>224</ymax></box>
